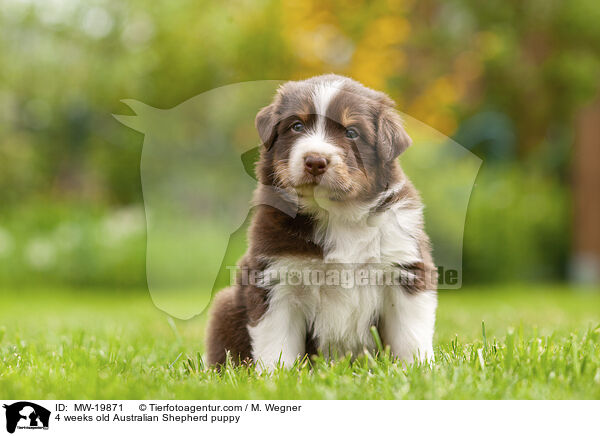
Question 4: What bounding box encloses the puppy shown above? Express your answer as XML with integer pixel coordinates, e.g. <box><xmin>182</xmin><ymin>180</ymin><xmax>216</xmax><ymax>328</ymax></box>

<box><xmin>206</xmin><ymin>74</ymin><xmax>437</xmax><ymax>370</ymax></box>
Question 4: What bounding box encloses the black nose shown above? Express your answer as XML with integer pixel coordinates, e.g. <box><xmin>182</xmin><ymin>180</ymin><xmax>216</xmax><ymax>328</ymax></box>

<box><xmin>304</xmin><ymin>155</ymin><xmax>328</xmax><ymax>176</ymax></box>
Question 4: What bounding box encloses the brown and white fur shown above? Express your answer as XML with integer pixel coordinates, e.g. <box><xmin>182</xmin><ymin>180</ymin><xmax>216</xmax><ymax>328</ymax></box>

<box><xmin>206</xmin><ymin>75</ymin><xmax>437</xmax><ymax>370</ymax></box>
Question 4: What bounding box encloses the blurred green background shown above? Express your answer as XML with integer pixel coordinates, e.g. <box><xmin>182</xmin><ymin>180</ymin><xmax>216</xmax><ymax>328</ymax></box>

<box><xmin>1</xmin><ymin>0</ymin><xmax>600</xmax><ymax>292</ymax></box>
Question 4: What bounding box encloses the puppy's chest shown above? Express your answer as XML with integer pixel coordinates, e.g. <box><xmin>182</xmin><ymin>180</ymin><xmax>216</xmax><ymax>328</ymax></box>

<box><xmin>268</xmin><ymin>257</ymin><xmax>386</xmax><ymax>356</ymax></box>
<box><xmin>262</xmin><ymin>206</ymin><xmax>422</xmax><ymax>355</ymax></box>
<box><xmin>266</xmin><ymin>217</ymin><xmax>417</xmax><ymax>355</ymax></box>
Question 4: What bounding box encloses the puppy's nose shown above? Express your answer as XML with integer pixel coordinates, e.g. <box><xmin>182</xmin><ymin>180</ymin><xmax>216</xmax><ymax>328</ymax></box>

<box><xmin>304</xmin><ymin>155</ymin><xmax>328</xmax><ymax>176</ymax></box>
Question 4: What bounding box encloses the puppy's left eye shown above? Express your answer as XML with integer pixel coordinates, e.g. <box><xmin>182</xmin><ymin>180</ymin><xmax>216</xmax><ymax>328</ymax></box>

<box><xmin>345</xmin><ymin>128</ymin><xmax>359</xmax><ymax>139</ymax></box>
<box><xmin>291</xmin><ymin>121</ymin><xmax>305</xmax><ymax>132</ymax></box>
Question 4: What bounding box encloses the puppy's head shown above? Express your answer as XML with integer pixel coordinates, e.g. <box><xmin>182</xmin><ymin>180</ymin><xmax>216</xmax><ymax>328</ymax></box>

<box><xmin>255</xmin><ymin>74</ymin><xmax>411</xmax><ymax>208</ymax></box>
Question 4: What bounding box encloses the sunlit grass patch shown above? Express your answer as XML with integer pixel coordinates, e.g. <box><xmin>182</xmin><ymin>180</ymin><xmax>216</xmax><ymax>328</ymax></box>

<box><xmin>0</xmin><ymin>286</ymin><xmax>598</xmax><ymax>399</ymax></box>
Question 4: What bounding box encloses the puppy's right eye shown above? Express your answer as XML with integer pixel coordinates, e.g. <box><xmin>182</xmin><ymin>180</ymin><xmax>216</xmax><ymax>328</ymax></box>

<box><xmin>291</xmin><ymin>121</ymin><xmax>304</xmax><ymax>132</ymax></box>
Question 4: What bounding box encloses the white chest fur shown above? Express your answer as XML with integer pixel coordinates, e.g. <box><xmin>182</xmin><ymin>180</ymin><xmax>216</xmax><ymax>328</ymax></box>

<box><xmin>254</xmin><ymin>201</ymin><xmax>425</xmax><ymax>359</ymax></box>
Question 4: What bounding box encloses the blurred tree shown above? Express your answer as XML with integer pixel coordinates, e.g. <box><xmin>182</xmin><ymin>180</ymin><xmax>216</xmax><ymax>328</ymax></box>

<box><xmin>572</xmin><ymin>97</ymin><xmax>600</xmax><ymax>284</ymax></box>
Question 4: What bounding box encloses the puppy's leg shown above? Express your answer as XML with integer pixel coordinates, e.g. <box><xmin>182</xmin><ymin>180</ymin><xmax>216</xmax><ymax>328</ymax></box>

<box><xmin>206</xmin><ymin>286</ymin><xmax>252</xmax><ymax>366</ymax></box>
<box><xmin>248</xmin><ymin>297</ymin><xmax>306</xmax><ymax>372</ymax></box>
<box><xmin>380</xmin><ymin>288</ymin><xmax>437</xmax><ymax>364</ymax></box>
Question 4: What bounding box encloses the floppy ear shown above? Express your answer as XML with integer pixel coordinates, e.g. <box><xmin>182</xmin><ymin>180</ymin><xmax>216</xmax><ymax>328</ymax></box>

<box><xmin>255</xmin><ymin>103</ymin><xmax>279</xmax><ymax>150</ymax></box>
<box><xmin>376</xmin><ymin>106</ymin><xmax>412</xmax><ymax>161</ymax></box>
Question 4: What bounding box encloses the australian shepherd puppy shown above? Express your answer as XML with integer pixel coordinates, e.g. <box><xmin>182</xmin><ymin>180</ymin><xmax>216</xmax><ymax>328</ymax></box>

<box><xmin>206</xmin><ymin>74</ymin><xmax>437</xmax><ymax>370</ymax></box>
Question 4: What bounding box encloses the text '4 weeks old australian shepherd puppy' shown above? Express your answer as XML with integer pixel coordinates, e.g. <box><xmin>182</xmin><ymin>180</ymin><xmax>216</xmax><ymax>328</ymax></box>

<box><xmin>207</xmin><ymin>74</ymin><xmax>437</xmax><ymax>370</ymax></box>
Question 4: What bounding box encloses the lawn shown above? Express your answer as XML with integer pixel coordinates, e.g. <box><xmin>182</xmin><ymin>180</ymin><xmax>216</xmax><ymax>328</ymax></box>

<box><xmin>0</xmin><ymin>285</ymin><xmax>599</xmax><ymax>399</ymax></box>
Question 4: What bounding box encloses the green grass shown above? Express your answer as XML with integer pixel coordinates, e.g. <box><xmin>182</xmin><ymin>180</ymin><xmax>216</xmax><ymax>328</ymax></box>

<box><xmin>1</xmin><ymin>285</ymin><xmax>599</xmax><ymax>399</ymax></box>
